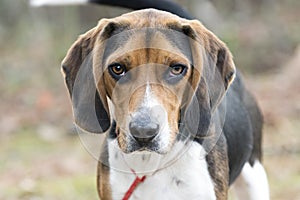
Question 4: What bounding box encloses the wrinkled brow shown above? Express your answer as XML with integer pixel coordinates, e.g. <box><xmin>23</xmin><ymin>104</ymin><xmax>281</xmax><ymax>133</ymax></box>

<box><xmin>101</xmin><ymin>28</ymin><xmax>193</xmax><ymax>66</ymax></box>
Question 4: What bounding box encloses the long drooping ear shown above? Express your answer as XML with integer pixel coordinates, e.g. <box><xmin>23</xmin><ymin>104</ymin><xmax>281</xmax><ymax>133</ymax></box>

<box><xmin>61</xmin><ymin>20</ymin><xmax>112</xmax><ymax>134</ymax></box>
<box><xmin>190</xmin><ymin>20</ymin><xmax>236</xmax><ymax>110</ymax></box>
<box><xmin>179</xmin><ymin>20</ymin><xmax>236</xmax><ymax>137</ymax></box>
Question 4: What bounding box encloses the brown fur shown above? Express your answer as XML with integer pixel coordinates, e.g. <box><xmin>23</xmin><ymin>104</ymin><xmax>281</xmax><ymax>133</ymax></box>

<box><xmin>97</xmin><ymin>162</ymin><xmax>112</xmax><ymax>200</ymax></box>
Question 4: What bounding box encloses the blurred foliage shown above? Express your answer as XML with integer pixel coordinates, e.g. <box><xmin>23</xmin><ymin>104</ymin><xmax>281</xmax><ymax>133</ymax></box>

<box><xmin>0</xmin><ymin>0</ymin><xmax>299</xmax><ymax>199</ymax></box>
<box><xmin>185</xmin><ymin>0</ymin><xmax>300</xmax><ymax>74</ymax></box>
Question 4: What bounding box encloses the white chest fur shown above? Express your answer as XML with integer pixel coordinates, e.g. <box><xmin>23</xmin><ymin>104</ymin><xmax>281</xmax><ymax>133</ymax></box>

<box><xmin>108</xmin><ymin>140</ymin><xmax>216</xmax><ymax>200</ymax></box>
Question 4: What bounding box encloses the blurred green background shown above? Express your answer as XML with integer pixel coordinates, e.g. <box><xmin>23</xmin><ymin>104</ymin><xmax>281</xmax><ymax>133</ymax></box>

<box><xmin>0</xmin><ymin>0</ymin><xmax>299</xmax><ymax>199</ymax></box>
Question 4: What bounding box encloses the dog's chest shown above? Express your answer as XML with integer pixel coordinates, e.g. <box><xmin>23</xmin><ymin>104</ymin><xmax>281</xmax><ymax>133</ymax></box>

<box><xmin>108</xmin><ymin>141</ymin><xmax>216</xmax><ymax>200</ymax></box>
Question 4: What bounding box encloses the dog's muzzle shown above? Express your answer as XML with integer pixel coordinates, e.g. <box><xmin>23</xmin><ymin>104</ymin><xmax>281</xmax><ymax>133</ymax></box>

<box><xmin>129</xmin><ymin>108</ymin><xmax>160</xmax><ymax>147</ymax></box>
<box><xmin>124</xmin><ymin>97</ymin><xmax>173</xmax><ymax>153</ymax></box>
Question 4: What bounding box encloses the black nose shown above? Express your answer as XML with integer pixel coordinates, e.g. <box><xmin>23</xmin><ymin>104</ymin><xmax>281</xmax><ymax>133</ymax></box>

<box><xmin>129</xmin><ymin>121</ymin><xmax>159</xmax><ymax>144</ymax></box>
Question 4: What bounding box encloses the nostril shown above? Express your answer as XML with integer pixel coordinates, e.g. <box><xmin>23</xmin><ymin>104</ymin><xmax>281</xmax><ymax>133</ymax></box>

<box><xmin>129</xmin><ymin>122</ymin><xmax>159</xmax><ymax>144</ymax></box>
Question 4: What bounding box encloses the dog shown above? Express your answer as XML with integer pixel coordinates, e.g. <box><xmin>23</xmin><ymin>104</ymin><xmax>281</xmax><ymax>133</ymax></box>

<box><xmin>34</xmin><ymin>0</ymin><xmax>270</xmax><ymax>199</ymax></box>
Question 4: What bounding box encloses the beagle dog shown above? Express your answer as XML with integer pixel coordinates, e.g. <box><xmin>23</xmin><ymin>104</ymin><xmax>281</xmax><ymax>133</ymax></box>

<box><xmin>58</xmin><ymin>1</ymin><xmax>269</xmax><ymax>200</ymax></box>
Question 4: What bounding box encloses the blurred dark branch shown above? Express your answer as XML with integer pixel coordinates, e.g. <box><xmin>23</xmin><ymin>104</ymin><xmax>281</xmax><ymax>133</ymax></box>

<box><xmin>90</xmin><ymin>0</ymin><xmax>193</xmax><ymax>19</ymax></box>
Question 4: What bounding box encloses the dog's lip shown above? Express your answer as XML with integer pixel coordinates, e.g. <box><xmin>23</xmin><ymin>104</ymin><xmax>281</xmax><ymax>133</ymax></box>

<box><xmin>121</xmin><ymin>146</ymin><xmax>149</xmax><ymax>154</ymax></box>
<box><xmin>127</xmin><ymin>142</ymin><xmax>165</xmax><ymax>154</ymax></box>
<box><xmin>128</xmin><ymin>147</ymin><xmax>156</xmax><ymax>154</ymax></box>
<box><xmin>133</xmin><ymin>144</ymin><xmax>152</xmax><ymax>152</ymax></box>
<box><xmin>116</xmin><ymin>130</ymin><xmax>164</xmax><ymax>153</ymax></box>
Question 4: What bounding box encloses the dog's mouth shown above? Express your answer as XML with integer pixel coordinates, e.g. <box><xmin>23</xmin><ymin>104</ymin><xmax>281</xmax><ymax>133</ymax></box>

<box><xmin>127</xmin><ymin>136</ymin><xmax>163</xmax><ymax>154</ymax></box>
<box><xmin>129</xmin><ymin>138</ymin><xmax>162</xmax><ymax>153</ymax></box>
<box><xmin>115</xmin><ymin>129</ymin><xmax>171</xmax><ymax>154</ymax></box>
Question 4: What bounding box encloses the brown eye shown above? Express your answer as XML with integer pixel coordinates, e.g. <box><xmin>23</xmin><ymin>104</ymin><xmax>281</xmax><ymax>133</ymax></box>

<box><xmin>165</xmin><ymin>64</ymin><xmax>187</xmax><ymax>84</ymax></box>
<box><xmin>109</xmin><ymin>63</ymin><xmax>126</xmax><ymax>76</ymax></box>
<box><xmin>170</xmin><ymin>64</ymin><xmax>186</xmax><ymax>76</ymax></box>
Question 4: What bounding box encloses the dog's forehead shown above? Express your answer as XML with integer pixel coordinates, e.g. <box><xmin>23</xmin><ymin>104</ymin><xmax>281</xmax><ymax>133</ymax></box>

<box><xmin>102</xmin><ymin>28</ymin><xmax>193</xmax><ymax>68</ymax></box>
<box><xmin>108</xmin><ymin>31</ymin><xmax>188</xmax><ymax>61</ymax></box>
<box><xmin>116</xmin><ymin>8</ymin><xmax>184</xmax><ymax>28</ymax></box>
<box><xmin>97</xmin><ymin>10</ymin><xmax>194</xmax><ymax>65</ymax></box>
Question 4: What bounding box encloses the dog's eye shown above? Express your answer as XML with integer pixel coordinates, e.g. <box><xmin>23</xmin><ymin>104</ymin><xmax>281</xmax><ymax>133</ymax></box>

<box><xmin>109</xmin><ymin>63</ymin><xmax>126</xmax><ymax>77</ymax></box>
<box><xmin>165</xmin><ymin>64</ymin><xmax>187</xmax><ymax>84</ymax></box>
<box><xmin>170</xmin><ymin>64</ymin><xmax>186</xmax><ymax>76</ymax></box>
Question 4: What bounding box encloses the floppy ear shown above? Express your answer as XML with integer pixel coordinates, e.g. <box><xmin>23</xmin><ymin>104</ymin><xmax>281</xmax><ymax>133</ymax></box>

<box><xmin>61</xmin><ymin>20</ymin><xmax>112</xmax><ymax>134</ymax></box>
<box><xmin>180</xmin><ymin>21</ymin><xmax>236</xmax><ymax>137</ymax></box>
<box><xmin>203</xmin><ymin>33</ymin><xmax>236</xmax><ymax>111</ymax></box>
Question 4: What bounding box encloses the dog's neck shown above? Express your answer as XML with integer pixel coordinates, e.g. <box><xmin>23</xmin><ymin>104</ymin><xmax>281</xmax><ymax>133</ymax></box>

<box><xmin>106</xmin><ymin>138</ymin><xmax>216</xmax><ymax>200</ymax></box>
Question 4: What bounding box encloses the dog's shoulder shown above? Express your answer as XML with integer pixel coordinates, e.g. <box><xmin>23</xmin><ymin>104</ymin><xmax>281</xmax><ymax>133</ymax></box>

<box><xmin>222</xmin><ymin>71</ymin><xmax>263</xmax><ymax>184</ymax></box>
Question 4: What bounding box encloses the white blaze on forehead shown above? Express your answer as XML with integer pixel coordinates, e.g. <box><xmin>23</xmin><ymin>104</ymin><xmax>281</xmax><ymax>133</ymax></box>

<box><xmin>141</xmin><ymin>83</ymin><xmax>167</xmax><ymax>125</ymax></box>
<box><xmin>141</xmin><ymin>83</ymin><xmax>171</xmax><ymax>150</ymax></box>
<box><xmin>142</xmin><ymin>82</ymin><xmax>160</xmax><ymax>108</ymax></box>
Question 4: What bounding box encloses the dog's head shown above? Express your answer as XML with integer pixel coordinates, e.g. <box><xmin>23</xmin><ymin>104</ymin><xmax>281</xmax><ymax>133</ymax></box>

<box><xmin>62</xmin><ymin>9</ymin><xmax>235</xmax><ymax>154</ymax></box>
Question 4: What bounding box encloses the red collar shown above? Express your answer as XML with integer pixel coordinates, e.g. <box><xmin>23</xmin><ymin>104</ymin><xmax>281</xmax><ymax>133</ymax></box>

<box><xmin>122</xmin><ymin>169</ymin><xmax>147</xmax><ymax>200</ymax></box>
